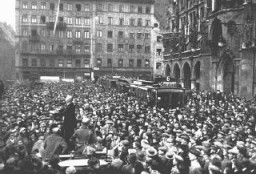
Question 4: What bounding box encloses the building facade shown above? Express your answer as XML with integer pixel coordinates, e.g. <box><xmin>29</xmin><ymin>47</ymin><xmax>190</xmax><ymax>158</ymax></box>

<box><xmin>162</xmin><ymin>0</ymin><xmax>256</xmax><ymax>98</ymax></box>
<box><xmin>15</xmin><ymin>0</ymin><xmax>156</xmax><ymax>81</ymax></box>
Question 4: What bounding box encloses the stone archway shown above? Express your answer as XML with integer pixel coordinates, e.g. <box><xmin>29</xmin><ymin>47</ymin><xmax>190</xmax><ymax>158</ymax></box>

<box><xmin>183</xmin><ymin>62</ymin><xmax>191</xmax><ymax>89</ymax></box>
<box><xmin>173</xmin><ymin>63</ymin><xmax>180</xmax><ymax>83</ymax></box>
<box><xmin>165</xmin><ymin>64</ymin><xmax>171</xmax><ymax>77</ymax></box>
<box><xmin>223</xmin><ymin>56</ymin><xmax>234</xmax><ymax>93</ymax></box>
<box><xmin>194</xmin><ymin>61</ymin><xmax>201</xmax><ymax>90</ymax></box>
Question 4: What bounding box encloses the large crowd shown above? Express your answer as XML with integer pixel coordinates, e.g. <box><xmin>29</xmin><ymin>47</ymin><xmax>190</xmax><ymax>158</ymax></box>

<box><xmin>1</xmin><ymin>80</ymin><xmax>256</xmax><ymax>174</ymax></box>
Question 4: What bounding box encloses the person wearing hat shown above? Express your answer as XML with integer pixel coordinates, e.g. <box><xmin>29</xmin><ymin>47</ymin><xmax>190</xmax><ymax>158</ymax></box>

<box><xmin>43</xmin><ymin>126</ymin><xmax>67</xmax><ymax>161</ymax></box>
<box><xmin>70</xmin><ymin>117</ymin><xmax>97</xmax><ymax>155</ymax></box>
<box><xmin>55</xmin><ymin>95</ymin><xmax>77</xmax><ymax>151</ymax></box>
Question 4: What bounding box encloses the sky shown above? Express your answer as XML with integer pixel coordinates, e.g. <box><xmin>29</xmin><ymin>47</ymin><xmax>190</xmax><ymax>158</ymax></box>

<box><xmin>0</xmin><ymin>0</ymin><xmax>15</xmax><ymax>30</ymax></box>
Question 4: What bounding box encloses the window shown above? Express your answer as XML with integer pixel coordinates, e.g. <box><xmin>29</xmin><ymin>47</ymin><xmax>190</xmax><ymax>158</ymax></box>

<box><xmin>75</xmin><ymin>45</ymin><xmax>81</xmax><ymax>54</ymax></box>
<box><xmin>98</xmin><ymin>16</ymin><xmax>103</xmax><ymax>24</ymax></box>
<box><xmin>75</xmin><ymin>59</ymin><xmax>81</xmax><ymax>67</ymax></box>
<box><xmin>107</xmin><ymin>59</ymin><xmax>112</xmax><ymax>67</ymax></box>
<box><xmin>157</xmin><ymin>36</ymin><xmax>162</xmax><ymax>42</ymax></box>
<box><xmin>67</xmin><ymin>4</ymin><xmax>72</xmax><ymax>11</ymax></box>
<box><xmin>146</xmin><ymin>6</ymin><xmax>151</xmax><ymax>14</ymax></box>
<box><xmin>119</xmin><ymin>5</ymin><xmax>124</xmax><ymax>12</ymax></box>
<box><xmin>107</xmin><ymin>44</ymin><xmax>113</xmax><ymax>52</ymax></box>
<box><xmin>145</xmin><ymin>46</ymin><xmax>150</xmax><ymax>53</ymax></box>
<box><xmin>59</xmin><ymin>3</ymin><xmax>63</xmax><ymax>11</ymax></box>
<box><xmin>145</xmin><ymin>33</ymin><xmax>150</xmax><ymax>39</ymax></box>
<box><xmin>41</xmin><ymin>43</ymin><xmax>46</xmax><ymax>51</ymax></box>
<box><xmin>157</xmin><ymin>49</ymin><xmax>162</xmax><ymax>56</ymax></box>
<box><xmin>76</xmin><ymin>4</ymin><xmax>81</xmax><ymax>11</ymax></box>
<box><xmin>41</xmin><ymin>2</ymin><xmax>46</xmax><ymax>9</ymax></box>
<box><xmin>130</xmin><ymin>19</ymin><xmax>135</xmax><ymax>26</ymax></box>
<box><xmin>67</xmin><ymin>31</ymin><xmax>72</xmax><ymax>38</ymax></box>
<box><xmin>40</xmin><ymin>59</ymin><xmax>46</xmax><ymax>67</ymax></box>
<box><xmin>137</xmin><ymin>33</ymin><xmax>142</xmax><ymax>39</ymax></box>
<box><xmin>84</xmin><ymin>31</ymin><xmax>90</xmax><ymax>38</ymax></box>
<box><xmin>108</xmin><ymin>17</ymin><xmax>113</xmax><ymax>25</ymax></box>
<box><xmin>22</xmin><ymin>29</ymin><xmax>28</xmax><ymax>36</ymax></box>
<box><xmin>50</xmin><ymin>3</ymin><xmax>55</xmax><ymax>10</ymax></box>
<box><xmin>22</xmin><ymin>15</ymin><xmax>28</xmax><ymax>23</ymax></box>
<box><xmin>130</xmin><ymin>5</ymin><xmax>135</xmax><ymax>12</ymax></box>
<box><xmin>40</xmin><ymin>16</ymin><xmax>46</xmax><ymax>23</ymax></box>
<box><xmin>32</xmin><ymin>59</ymin><xmax>37</xmax><ymax>67</ymax></box>
<box><xmin>22</xmin><ymin>2</ymin><xmax>28</xmax><ymax>9</ymax></box>
<box><xmin>84</xmin><ymin>44</ymin><xmax>90</xmax><ymax>53</ymax></box>
<box><xmin>97</xmin><ymin>30</ymin><xmax>102</xmax><ymax>37</ymax></box>
<box><xmin>145</xmin><ymin>20</ymin><xmax>150</xmax><ymax>27</ymax></box>
<box><xmin>118</xmin><ymin>31</ymin><xmax>124</xmax><ymax>38</ymax></box>
<box><xmin>118</xmin><ymin>44</ymin><xmax>124</xmax><ymax>52</ymax></box>
<box><xmin>96</xmin><ymin>43</ymin><xmax>103</xmax><ymax>51</ymax></box>
<box><xmin>58</xmin><ymin>17</ymin><xmax>64</xmax><ymax>22</ymax></box>
<box><xmin>40</xmin><ymin>30</ymin><xmax>46</xmax><ymax>37</ymax></box>
<box><xmin>129</xmin><ymin>59</ymin><xmax>134</xmax><ymax>67</ymax></box>
<box><xmin>129</xmin><ymin>45</ymin><xmax>134</xmax><ymax>53</ymax></box>
<box><xmin>145</xmin><ymin>59</ymin><xmax>150</xmax><ymax>67</ymax></box>
<box><xmin>58</xmin><ymin>59</ymin><xmax>64</xmax><ymax>67</ymax></box>
<box><xmin>67</xmin><ymin>59</ymin><xmax>72</xmax><ymax>67</ymax></box>
<box><xmin>50</xmin><ymin>44</ymin><xmax>54</xmax><ymax>52</ymax></box>
<box><xmin>22</xmin><ymin>58</ymin><xmax>28</xmax><ymax>66</ymax></box>
<box><xmin>97</xmin><ymin>4</ymin><xmax>103</xmax><ymax>11</ymax></box>
<box><xmin>138</xmin><ymin>6</ymin><xmax>143</xmax><ymax>13</ymax></box>
<box><xmin>75</xmin><ymin>18</ymin><xmax>81</xmax><ymax>25</ymax></box>
<box><xmin>85</xmin><ymin>4</ymin><xmax>90</xmax><ymax>11</ymax></box>
<box><xmin>138</xmin><ymin>18</ymin><xmax>142</xmax><ymax>26</ymax></box>
<box><xmin>119</xmin><ymin>18</ymin><xmax>124</xmax><ymax>26</ymax></box>
<box><xmin>137</xmin><ymin>45</ymin><xmax>142</xmax><ymax>53</ymax></box>
<box><xmin>129</xmin><ymin>33</ymin><xmax>135</xmax><ymax>39</ymax></box>
<box><xmin>96</xmin><ymin>59</ymin><xmax>102</xmax><ymax>67</ymax></box>
<box><xmin>49</xmin><ymin>59</ymin><xmax>55</xmax><ymax>67</ymax></box>
<box><xmin>108</xmin><ymin>31</ymin><xmax>113</xmax><ymax>38</ymax></box>
<box><xmin>32</xmin><ymin>2</ymin><xmax>37</xmax><ymax>9</ymax></box>
<box><xmin>67</xmin><ymin>45</ymin><xmax>72</xmax><ymax>53</ymax></box>
<box><xmin>22</xmin><ymin>41</ymin><xmax>28</xmax><ymax>50</ymax></box>
<box><xmin>156</xmin><ymin>63</ymin><xmax>162</xmax><ymax>69</ymax></box>
<box><xmin>31</xmin><ymin>29</ymin><xmax>37</xmax><ymax>36</ymax></box>
<box><xmin>84</xmin><ymin>59</ymin><xmax>90</xmax><ymax>67</ymax></box>
<box><xmin>57</xmin><ymin>44</ymin><xmax>63</xmax><ymax>54</ymax></box>
<box><xmin>108</xmin><ymin>4</ymin><xmax>113</xmax><ymax>12</ymax></box>
<box><xmin>84</xmin><ymin>18</ymin><xmax>90</xmax><ymax>25</ymax></box>
<box><xmin>76</xmin><ymin>31</ymin><xmax>81</xmax><ymax>39</ymax></box>
<box><xmin>57</xmin><ymin>31</ymin><xmax>64</xmax><ymax>38</ymax></box>
<box><xmin>67</xmin><ymin>17</ymin><xmax>72</xmax><ymax>24</ymax></box>
<box><xmin>118</xmin><ymin>59</ymin><xmax>123</xmax><ymax>67</ymax></box>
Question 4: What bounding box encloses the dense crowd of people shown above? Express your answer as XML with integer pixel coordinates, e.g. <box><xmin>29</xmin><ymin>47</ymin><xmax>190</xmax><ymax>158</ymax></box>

<box><xmin>1</xmin><ymin>80</ymin><xmax>256</xmax><ymax>174</ymax></box>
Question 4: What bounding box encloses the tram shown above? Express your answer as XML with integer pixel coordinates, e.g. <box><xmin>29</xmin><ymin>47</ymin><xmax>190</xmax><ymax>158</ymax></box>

<box><xmin>130</xmin><ymin>80</ymin><xmax>185</xmax><ymax>109</ymax></box>
<box><xmin>99</xmin><ymin>76</ymin><xmax>185</xmax><ymax>109</ymax></box>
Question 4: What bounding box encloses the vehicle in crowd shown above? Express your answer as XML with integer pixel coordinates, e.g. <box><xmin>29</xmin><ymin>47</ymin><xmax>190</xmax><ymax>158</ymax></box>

<box><xmin>99</xmin><ymin>76</ymin><xmax>185</xmax><ymax>109</ymax></box>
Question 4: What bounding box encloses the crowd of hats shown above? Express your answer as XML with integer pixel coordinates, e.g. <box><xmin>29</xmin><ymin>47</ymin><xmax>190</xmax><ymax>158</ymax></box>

<box><xmin>1</xmin><ymin>81</ymin><xmax>256</xmax><ymax>173</ymax></box>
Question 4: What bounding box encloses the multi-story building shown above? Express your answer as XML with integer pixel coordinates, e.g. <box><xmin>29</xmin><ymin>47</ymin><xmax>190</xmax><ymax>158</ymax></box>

<box><xmin>15</xmin><ymin>0</ymin><xmax>157</xmax><ymax>81</ymax></box>
<box><xmin>162</xmin><ymin>0</ymin><xmax>256</xmax><ymax>98</ymax></box>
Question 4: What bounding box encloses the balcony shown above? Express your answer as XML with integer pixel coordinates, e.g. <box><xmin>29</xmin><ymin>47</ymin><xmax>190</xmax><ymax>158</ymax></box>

<box><xmin>47</xmin><ymin>22</ymin><xmax>67</xmax><ymax>31</ymax></box>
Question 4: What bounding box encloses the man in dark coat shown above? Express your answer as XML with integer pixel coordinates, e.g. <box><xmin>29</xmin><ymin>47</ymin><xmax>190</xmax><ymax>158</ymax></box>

<box><xmin>58</xmin><ymin>95</ymin><xmax>77</xmax><ymax>150</ymax></box>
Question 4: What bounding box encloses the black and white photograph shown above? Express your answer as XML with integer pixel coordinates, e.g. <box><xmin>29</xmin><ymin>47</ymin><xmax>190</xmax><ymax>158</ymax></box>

<box><xmin>1</xmin><ymin>0</ymin><xmax>256</xmax><ymax>174</ymax></box>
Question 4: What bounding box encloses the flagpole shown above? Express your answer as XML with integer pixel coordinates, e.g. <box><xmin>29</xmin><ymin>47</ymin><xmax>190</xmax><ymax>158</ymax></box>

<box><xmin>53</xmin><ymin>0</ymin><xmax>61</xmax><ymax>35</ymax></box>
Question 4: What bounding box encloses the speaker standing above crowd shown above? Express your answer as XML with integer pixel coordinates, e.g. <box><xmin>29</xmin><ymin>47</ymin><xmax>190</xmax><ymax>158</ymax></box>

<box><xmin>0</xmin><ymin>81</ymin><xmax>256</xmax><ymax>174</ymax></box>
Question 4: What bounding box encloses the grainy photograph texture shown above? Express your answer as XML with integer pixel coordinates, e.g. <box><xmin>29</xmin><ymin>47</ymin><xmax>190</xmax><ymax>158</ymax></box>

<box><xmin>1</xmin><ymin>0</ymin><xmax>256</xmax><ymax>174</ymax></box>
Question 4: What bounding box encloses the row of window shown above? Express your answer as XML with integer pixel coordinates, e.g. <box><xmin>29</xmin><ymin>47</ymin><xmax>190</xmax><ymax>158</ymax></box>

<box><xmin>22</xmin><ymin>58</ymin><xmax>150</xmax><ymax>68</ymax></box>
<box><xmin>22</xmin><ymin>15</ymin><xmax>151</xmax><ymax>27</ymax></box>
<box><xmin>22</xmin><ymin>41</ymin><xmax>151</xmax><ymax>54</ymax></box>
<box><xmin>22</xmin><ymin>58</ymin><xmax>89</xmax><ymax>68</ymax></box>
<box><xmin>96</xmin><ymin>59</ymin><xmax>150</xmax><ymax>68</ymax></box>
<box><xmin>23</xmin><ymin>29</ymin><xmax>151</xmax><ymax>40</ymax></box>
<box><xmin>22</xmin><ymin>1</ymin><xmax>151</xmax><ymax>14</ymax></box>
